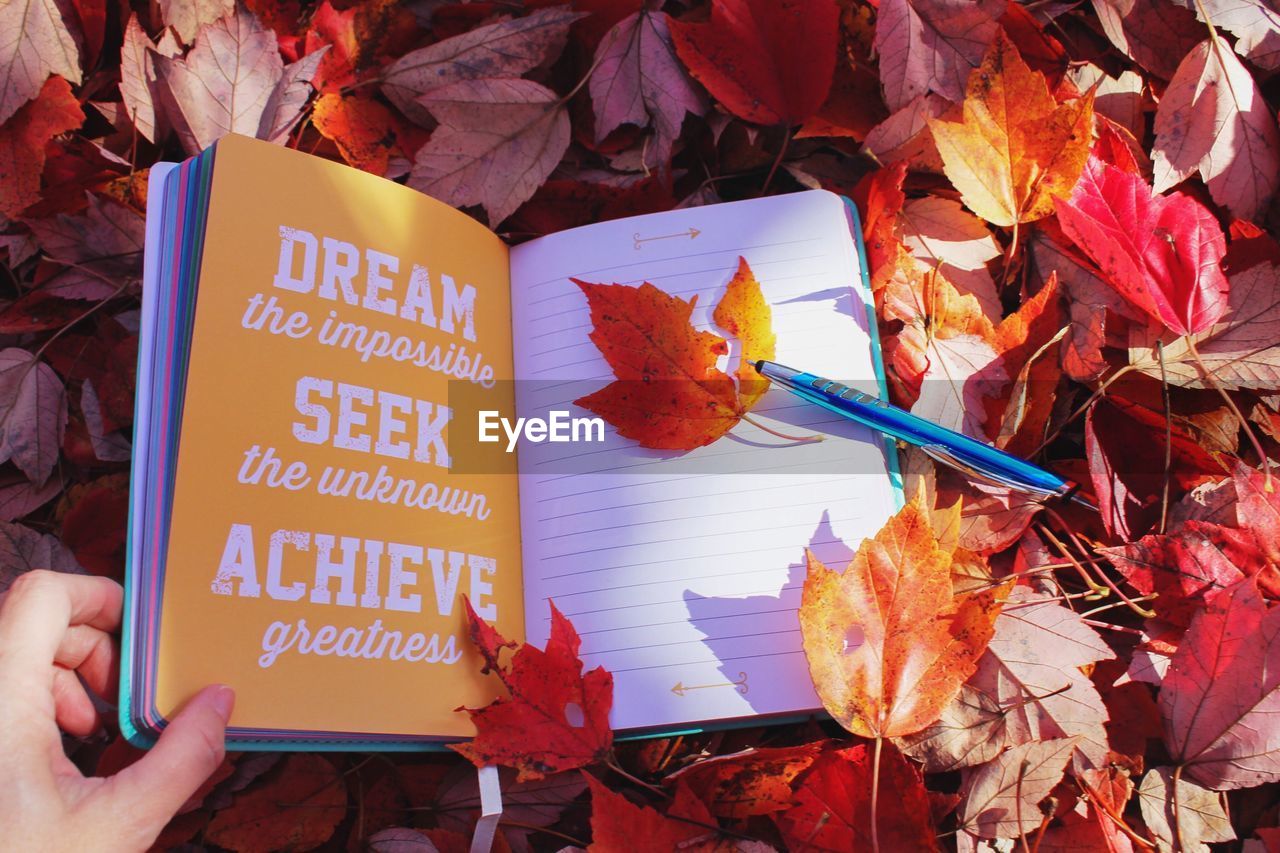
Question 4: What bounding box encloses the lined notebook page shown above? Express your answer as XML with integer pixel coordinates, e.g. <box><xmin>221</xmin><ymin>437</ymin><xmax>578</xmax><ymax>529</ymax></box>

<box><xmin>508</xmin><ymin>191</ymin><xmax>900</xmax><ymax>731</ymax></box>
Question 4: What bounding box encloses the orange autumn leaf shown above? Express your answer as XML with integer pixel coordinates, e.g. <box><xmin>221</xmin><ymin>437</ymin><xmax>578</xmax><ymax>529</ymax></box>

<box><xmin>666</xmin><ymin>741</ymin><xmax>829</xmax><ymax>818</ymax></box>
<box><xmin>852</xmin><ymin>160</ymin><xmax>908</xmax><ymax>279</ymax></box>
<box><xmin>880</xmin><ymin>241</ymin><xmax>994</xmax><ymax>340</ymax></box>
<box><xmin>453</xmin><ymin>599</ymin><xmax>613</xmax><ymax>782</ymax></box>
<box><xmin>987</xmin><ymin>273</ymin><xmax>1065</xmax><ymax>450</ymax></box>
<box><xmin>992</xmin><ymin>272</ymin><xmax>1063</xmax><ymax>366</ymax></box>
<box><xmin>799</xmin><ymin>499</ymin><xmax>1008</xmax><ymax>738</ymax></box>
<box><xmin>928</xmin><ymin>30</ymin><xmax>1094</xmax><ymax>227</ymax></box>
<box><xmin>711</xmin><ymin>256</ymin><xmax>776</xmax><ymax>409</ymax></box>
<box><xmin>880</xmin><ymin>240</ymin><xmax>1003</xmax><ymax>428</ymax></box>
<box><xmin>574</xmin><ymin>257</ymin><xmax>776</xmax><ymax>450</ymax></box>
<box><xmin>311</xmin><ymin>91</ymin><xmax>397</xmax><ymax>175</ymax></box>
<box><xmin>0</xmin><ymin>76</ymin><xmax>84</xmax><ymax>217</ymax></box>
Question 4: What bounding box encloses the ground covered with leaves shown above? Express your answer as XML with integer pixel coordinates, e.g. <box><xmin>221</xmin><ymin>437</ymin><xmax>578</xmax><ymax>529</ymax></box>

<box><xmin>3</xmin><ymin>0</ymin><xmax>1280</xmax><ymax>849</ymax></box>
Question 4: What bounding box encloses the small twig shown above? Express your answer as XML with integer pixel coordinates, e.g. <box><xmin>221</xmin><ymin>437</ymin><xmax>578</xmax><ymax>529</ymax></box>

<box><xmin>1080</xmin><ymin>781</ymin><xmax>1159</xmax><ymax>852</ymax></box>
<box><xmin>605</xmin><ymin>756</ymin><xmax>669</xmax><ymax>798</ymax></box>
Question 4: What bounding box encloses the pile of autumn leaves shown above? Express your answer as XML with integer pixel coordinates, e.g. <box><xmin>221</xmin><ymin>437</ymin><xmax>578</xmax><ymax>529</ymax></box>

<box><xmin>3</xmin><ymin>0</ymin><xmax>1280</xmax><ymax>848</ymax></box>
<box><xmin>445</xmin><ymin>15</ymin><xmax>1280</xmax><ymax>853</ymax></box>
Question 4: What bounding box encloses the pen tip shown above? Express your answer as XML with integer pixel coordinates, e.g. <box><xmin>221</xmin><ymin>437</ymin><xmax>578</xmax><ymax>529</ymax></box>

<box><xmin>752</xmin><ymin>360</ymin><xmax>765</xmax><ymax>374</ymax></box>
<box><xmin>1071</xmin><ymin>494</ymin><xmax>1099</xmax><ymax>513</ymax></box>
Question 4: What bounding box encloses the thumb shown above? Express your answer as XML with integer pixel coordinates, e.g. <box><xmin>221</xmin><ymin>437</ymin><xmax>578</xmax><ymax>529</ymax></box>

<box><xmin>100</xmin><ymin>685</ymin><xmax>234</xmax><ymax>842</ymax></box>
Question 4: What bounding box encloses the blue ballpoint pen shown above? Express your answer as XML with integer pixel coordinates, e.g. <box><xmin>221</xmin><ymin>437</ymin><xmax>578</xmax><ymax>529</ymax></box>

<box><xmin>754</xmin><ymin>360</ymin><xmax>1097</xmax><ymax>511</ymax></box>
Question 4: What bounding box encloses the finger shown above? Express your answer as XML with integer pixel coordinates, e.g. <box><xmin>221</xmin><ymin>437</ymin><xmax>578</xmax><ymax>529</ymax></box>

<box><xmin>51</xmin><ymin>668</ymin><xmax>99</xmax><ymax>738</ymax></box>
<box><xmin>0</xmin><ymin>572</ymin><xmax>122</xmax><ymax>685</ymax></box>
<box><xmin>99</xmin><ymin>685</ymin><xmax>233</xmax><ymax>838</ymax></box>
<box><xmin>54</xmin><ymin>625</ymin><xmax>117</xmax><ymax>698</ymax></box>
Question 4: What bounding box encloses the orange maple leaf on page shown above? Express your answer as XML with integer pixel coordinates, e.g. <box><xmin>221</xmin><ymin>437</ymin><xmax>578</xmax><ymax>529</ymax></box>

<box><xmin>799</xmin><ymin>499</ymin><xmax>1008</xmax><ymax>739</ymax></box>
<box><xmin>928</xmin><ymin>30</ymin><xmax>1094</xmax><ymax>228</ymax></box>
<box><xmin>452</xmin><ymin>599</ymin><xmax>613</xmax><ymax>782</ymax></box>
<box><xmin>574</xmin><ymin>256</ymin><xmax>778</xmax><ymax>450</ymax></box>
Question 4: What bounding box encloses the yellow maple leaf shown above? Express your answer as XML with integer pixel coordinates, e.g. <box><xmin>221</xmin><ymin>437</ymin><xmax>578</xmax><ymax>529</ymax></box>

<box><xmin>712</xmin><ymin>257</ymin><xmax>776</xmax><ymax>410</ymax></box>
<box><xmin>928</xmin><ymin>31</ymin><xmax>1094</xmax><ymax>227</ymax></box>
<box><xmin>799</xmin><ymin>499</ymin><xmax>1008</xmax><ymax>739</ymax></box>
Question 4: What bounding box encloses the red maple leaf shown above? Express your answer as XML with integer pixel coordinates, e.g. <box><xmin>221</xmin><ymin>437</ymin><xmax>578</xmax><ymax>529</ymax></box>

<box><xmin>453</xmin><ymin>599</ymin><xmax>614</xmax><ymax>782</ymax></box>
<box><xmin>774</xmin><ymin>743</ymin><xmax>936</xmax><ymax>852</ymax></box>
<box><xmin>669</xmin><ymin>0</ymin><xmax>840</xmax><ymax>126</ymax></box>
<box><xmin>1055</xmin><ymin>155</ymin><xmax>1230</xmax><ymax>336</ymax></box>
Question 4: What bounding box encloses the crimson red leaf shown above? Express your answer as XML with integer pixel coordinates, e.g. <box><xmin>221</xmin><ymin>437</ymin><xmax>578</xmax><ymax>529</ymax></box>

<box><xmin>1055</xmin><ymin>155</ymin><xmax>1229</xmax><ymax>335</ymax></box>
<box><xmin>0</xmin><ymin>76</ymin><xmax>84</xmax><ymax>217</ymax></box>
<box><xmin>774</xmin><ymin>743</ymin><xmax>935</xmax><ymax>852</ymax></box>
<box><xmin>1101</xmin><ymin>521</ymin><xmax>1261</xmax><ymax>626</ymax></box>
<box><xmin>669</xmin><ymin>0</ymin><xmax>839</xmax><ymax>126</ymax></box>
<box><xmin>1160</xmin><ymin>577</ymin><xmax>1280</xmax><ymax>789</ymax></box>
<box><xmin>586</xmin><ymin>775</ymin><xmax>719</xmax><ymax>849</ymax></box>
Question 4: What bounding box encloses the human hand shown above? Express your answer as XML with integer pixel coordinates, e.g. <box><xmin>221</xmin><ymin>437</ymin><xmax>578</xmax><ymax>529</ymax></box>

<box><xmin>0</xmin><ymin>570</ymin><xmax>235</xmax><ymax>852</ymax></box>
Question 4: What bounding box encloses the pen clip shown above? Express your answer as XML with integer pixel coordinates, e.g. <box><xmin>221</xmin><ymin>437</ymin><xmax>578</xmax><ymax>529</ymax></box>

<box><xmin>919</xmin><ymin>442</ymin><xmax>1062</xmax><ymax>500</ymax></box>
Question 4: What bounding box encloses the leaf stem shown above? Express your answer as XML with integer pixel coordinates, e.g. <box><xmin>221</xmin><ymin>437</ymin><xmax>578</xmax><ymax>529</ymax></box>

<box><xmin>1035</xmin><ymin>522</ymin><xmax>1109</xmax><ymax>600</ymax></box>
<box><xmin>0</xmin><ymin>278</ymin><xmax>135</xmax><ymax>445</ymax></box>
<box><xmin>761</xmin><ymin>126</ymin><xmax>792</xmax><ymax>195</ymax></box>
<box><xmin>1081</xmin><ymin>618</ymin><xmax>1144</xmax><ymax>635</ymax></box>
<box><xmin>740</xmin><ymin>413</ymin><xmax>825</xmax><ymax>443</ymax></box>
<box><xmin>1080</xmin><ymin>594</ymin><xmax>1158</xmax><ymax>619</ymax></box>
<box><xmin>1171</xmin><ymin>764</ymin><xmax>1185</xmax><ymax>853</ymax></box>
<box><xmin>1044</xmin><ymin>509</ymin><xmax>1159</xmax><ymax>618</ymax></box>
<box><xmin>1192</xmin><ymin>0</ymin><xmax>1222</xmax><ymax>46</ymax></box>
<box><xmin>498</xmin><ymin>820</ymin><xmax>586</xmax><ymax>847</ymax></box>
<box><xmin>1186</xmin><ymin>339</ymin><xmax>1271</xmax><ymax>489</ymax></box>
<box><xmin>1016</xmin><ymin>758</ymin><xmax>1031</xmax><ymax>853</ymax></box>
<box><xmin>605</xmin><ymin>756</ymin><xmax>669</xmax><ymax>798</ymax></box>
<box><xmin>1157</xmin><ymin>340</ymin><xmax>1173</xmax><ymax>534</ymax></box>
<box><xmin>1032</xmin><ymin>363</ymin><xmax>1138</xmax><ymax>454</ymax></box>
<box><xmin>1079</xmin><ymin>778</ymin><xmax>1159</xmax><ymax>852</ymax></box>
<box><xmin>1030</xmin><ymin>812</ymin><xmax>1051</xmax><ymax>853</ymax></box>
<box><xmin>1002</xmin><ymin>220</ymin><xmax>1022</xmax><ymax>292</ymax></box>
<box><xmin>559</xmin><ymin>42</ymin><xmax>612</xmax><ymax>106</ymax></box>
<box><xmin>870</xmin><ymin>736</ymin><xmax>883</xmax><ymax>853</ymax></box>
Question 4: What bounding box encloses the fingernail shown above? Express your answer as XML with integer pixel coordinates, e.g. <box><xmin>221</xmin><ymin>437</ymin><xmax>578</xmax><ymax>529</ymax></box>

<box><xmin>209</xmin><ymin>685</ymin><xmax>235</xmax><ymax>722</ymax></box>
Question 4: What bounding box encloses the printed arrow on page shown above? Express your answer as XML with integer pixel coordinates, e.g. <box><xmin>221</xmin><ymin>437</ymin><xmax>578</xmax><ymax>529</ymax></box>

<box><xmin>634</xmin><ymin>227</ymin><xmax>701</xmax><ymax>249</ymax></box>
<box><xmin>671</xmin><ymin>671</ymin><xmax>748</xmax><ymax>696</ymax></box>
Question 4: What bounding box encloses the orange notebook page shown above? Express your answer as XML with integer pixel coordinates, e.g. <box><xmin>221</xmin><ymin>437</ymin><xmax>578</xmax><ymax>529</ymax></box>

<box><xmin>156</xmin><ymin>136</ymin><xmax>523</xmax><ymax>738</ymax></box>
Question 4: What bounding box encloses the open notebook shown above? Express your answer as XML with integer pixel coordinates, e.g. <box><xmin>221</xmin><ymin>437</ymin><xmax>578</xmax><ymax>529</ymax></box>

<box><xmin>123</xmin><ymin>134</ymin><xmax>901</xmax><ymax>749</ymax></box>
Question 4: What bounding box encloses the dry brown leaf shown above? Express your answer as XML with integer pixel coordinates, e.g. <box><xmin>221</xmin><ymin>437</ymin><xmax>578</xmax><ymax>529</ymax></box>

<box><xmin>409</xmin><ymin>78</ymin><xmax>569</xmax><ymax>227</ymax></box>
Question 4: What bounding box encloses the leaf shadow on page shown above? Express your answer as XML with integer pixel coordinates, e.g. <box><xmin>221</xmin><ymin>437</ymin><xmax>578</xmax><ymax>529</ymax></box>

<box><xmin>678</xmin><ymin>511</ymin><xmax>853</xmax><ymax>716</ymax></box>
<box><xmin>777</xmin><ymin>286</ymin><xmax>857</xmax><ymax>318</ymax></box>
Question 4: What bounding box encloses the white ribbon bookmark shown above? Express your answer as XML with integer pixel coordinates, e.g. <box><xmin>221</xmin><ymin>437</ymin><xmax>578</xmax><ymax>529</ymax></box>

<box><xmin>469</xmin><ymin>765</ymin><xmax>503</xmax><ymax>853</ymax></box>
